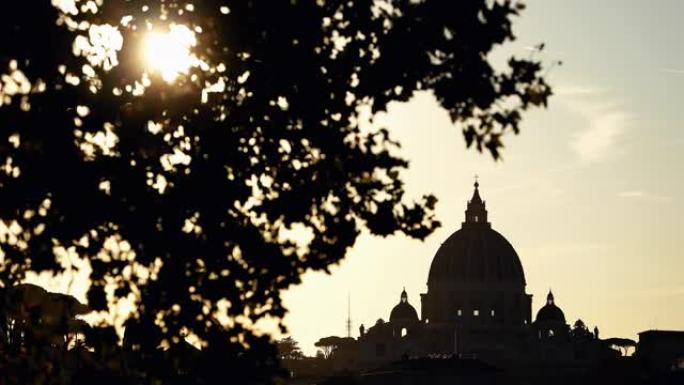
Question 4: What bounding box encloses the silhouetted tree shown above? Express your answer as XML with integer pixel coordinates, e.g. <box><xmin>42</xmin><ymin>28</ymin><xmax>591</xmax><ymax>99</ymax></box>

<box><xmin>315</xmin><ymin>340</ymin><xmax>336</xmax><ymax>359</ymax></box>
<box><xmin>571</xmin><ymin>319</ymin><xmax>592</xmax><ymax>339</ymax></box>
<box><xmin>314</xmin><ymin>336</ymin><xmax>354</xmax><ymax>359</ymax></box>
<box><xmin>0</xmin><ymin>284</ymin><xmax>90</xmax><ymax>349</ymax></box>
<box><xmin>0</xmin><ymin>0</ymin><xmax>551</xmax><ymax>383</ymax></box>
<box><xmin>277</xmin><ymin>336</ymin><xmax>304</xmax><ymax>360</ymax></box>
<box><xmin>0</xmin><ymin>284</ymin><xmax>94</xmax><ymax>385</ymax></box>
<box><xmin>604</xmin><ymin>337</ymin><xmax>637</xmax><ymax>356</ymax></box>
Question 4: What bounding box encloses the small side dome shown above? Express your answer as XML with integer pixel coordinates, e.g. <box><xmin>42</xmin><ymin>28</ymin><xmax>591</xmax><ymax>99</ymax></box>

<box><xmin>536</xmin><ymin>290</ymin><xmax>566</xmax><ymax>323</ymax></box>
<box><xmin>390</xmin><ymin>288</ymin><xmax>418</xmax><ymax>322</ymax></box>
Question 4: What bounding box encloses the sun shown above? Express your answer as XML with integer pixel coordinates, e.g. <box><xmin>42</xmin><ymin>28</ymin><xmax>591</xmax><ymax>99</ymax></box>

<box><xmin>141</xmin><ymin>24</ymin><xmax>198</xmax><ymax>82</ymax></box>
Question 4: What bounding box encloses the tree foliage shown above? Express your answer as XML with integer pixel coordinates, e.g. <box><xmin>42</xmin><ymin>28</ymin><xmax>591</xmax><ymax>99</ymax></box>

<box><xmin>315</xmin><ymin>336</ymin><xmax>354</xmax><ymax>359</ymax></box>
<box><xmin>277</xmin><ymin>336</ymin><xmax>304</xmax><ymax>360</ymax></box>
<box><xmin>0</xmin><ymin>0</ymin><xmax>551</xmax><ymax>382</ymax></box>
<box><xmin>604</xmin><ymin>337</ymin><xmax>637</xmax><ymax>356</ymax></box>
<box><xmin>0</xmin><ymin>284</ymin><xmax>90</xmax><ymax>384</ymax></box>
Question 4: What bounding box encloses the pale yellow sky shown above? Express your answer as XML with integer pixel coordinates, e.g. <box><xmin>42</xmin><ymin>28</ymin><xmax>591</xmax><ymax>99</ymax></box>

<box><xmin>282</xmin><ymin>1</ymin><xmax>684</xmax><ymax>355</ymax></box>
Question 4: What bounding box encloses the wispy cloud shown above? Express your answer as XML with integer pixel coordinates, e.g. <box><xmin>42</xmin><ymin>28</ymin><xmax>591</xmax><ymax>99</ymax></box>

<box><xmin>617</xmin><ymin>190</ymin><xmax>672</xmax><ymax>203</ymax></box>
<box><xmin>659</xmin><ymin>68</ymin><xmax>684</xmax><ymax>75</ymax></box>
<box><xmin>556</xmin><ymin>85</ymin><xmax>631</xmax><ymax>164</ymax></box>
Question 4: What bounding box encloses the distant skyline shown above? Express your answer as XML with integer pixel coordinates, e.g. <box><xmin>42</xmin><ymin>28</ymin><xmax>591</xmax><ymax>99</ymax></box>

<box><xmin>282</xmin><ymin>0</ymin><xmax>684</xmax><ymax>355</ymax></box>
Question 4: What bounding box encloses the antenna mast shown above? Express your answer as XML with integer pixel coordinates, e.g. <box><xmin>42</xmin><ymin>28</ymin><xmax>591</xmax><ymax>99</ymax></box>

<box><xmin>346</xmin><ymin>293</ymin><xmax>352</xmax><ymax>338</ymax></box>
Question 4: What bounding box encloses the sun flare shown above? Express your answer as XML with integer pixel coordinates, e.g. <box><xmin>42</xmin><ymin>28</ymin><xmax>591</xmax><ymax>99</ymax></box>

<box><xmin>142</xmin><ymin>24</ymin><xmax>198</xmax><ymax>82</ymax></box>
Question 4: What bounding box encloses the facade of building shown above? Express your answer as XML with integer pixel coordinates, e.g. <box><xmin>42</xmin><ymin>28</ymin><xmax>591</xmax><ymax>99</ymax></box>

<box><xmin>341</xmin><ymin>182</ymin><xmax>611</xmax><ymax>369</ymax></box>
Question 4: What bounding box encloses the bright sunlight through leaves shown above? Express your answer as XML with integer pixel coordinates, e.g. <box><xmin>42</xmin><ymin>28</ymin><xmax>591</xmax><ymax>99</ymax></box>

<box><xmin>142</xmin><ymin>24</ymin><xmax>198</xmax><ymax>82</ymax></box>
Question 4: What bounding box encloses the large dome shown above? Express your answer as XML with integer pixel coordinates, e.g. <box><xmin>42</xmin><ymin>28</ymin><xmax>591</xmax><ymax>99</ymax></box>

<box><xmin>427</xmin><ymin>227</ymin><xmax>526</xmax><ymax>288</ymax></box>
<box><xmin>427</xmin><ymin>182</ymin><xmax>526</xmax><ymax>289</ymax></box>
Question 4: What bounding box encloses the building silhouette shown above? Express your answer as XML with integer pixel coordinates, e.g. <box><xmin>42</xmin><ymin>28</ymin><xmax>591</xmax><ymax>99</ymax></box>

<box><xmin>534</xmin><ymin>290</ymin><xmax>570</xmax><ymax>340</ymax></box>
<box><xmin>419</xmin><ymin>180</ymin><xmax>532</xmax><ymax>359</ymax></box>
<box><xmin>637</xmin><ymin>330</ymin><xmax>684</xmax><ymax>372</ymax></box>
<box><xmin>328</xmin><ymin>181</ymin><xmax>620</xmax><ymax>372</ymax></box>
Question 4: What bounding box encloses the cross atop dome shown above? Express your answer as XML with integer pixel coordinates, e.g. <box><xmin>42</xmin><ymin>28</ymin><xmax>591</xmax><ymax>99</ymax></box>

<box><xmin>463</xmin><ymin>178</ymin><xmax>490</xmax><ymax>227</ymax></box>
